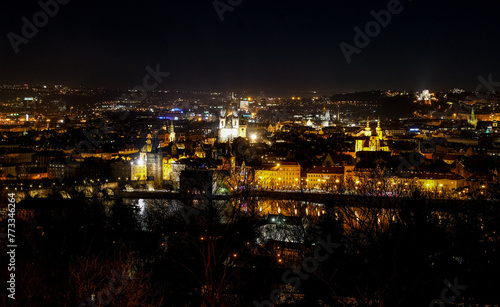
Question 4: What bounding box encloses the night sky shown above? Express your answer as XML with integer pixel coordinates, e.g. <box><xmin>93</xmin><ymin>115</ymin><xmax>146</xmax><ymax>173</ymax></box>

<box><xmin>1</xmin><ymin>0</ymin><xmax>499</xmax><ymax>94</ymax></box>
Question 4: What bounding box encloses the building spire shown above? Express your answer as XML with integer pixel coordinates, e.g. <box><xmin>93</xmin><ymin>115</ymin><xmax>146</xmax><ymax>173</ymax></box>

<box><xmin>169</xmin><ymin>121</ymin><xmax>176</xmax><ymax>142</ymax></box>
<box><xmin>365</xmin><ymin>118</ymin><xmax>371</xmax><ymax>131</ymax></box>
<box><xmin>468</xmin><ymin>107</ymin><xmax>478</xmax><ymax>128</ymax></box>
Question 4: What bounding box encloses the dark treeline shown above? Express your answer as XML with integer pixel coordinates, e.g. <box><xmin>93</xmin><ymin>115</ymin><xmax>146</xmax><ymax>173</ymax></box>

<box><xmin>1</xmin><ymin>186</ymin><xmax>499</xmax><ymax>306</ymax></box>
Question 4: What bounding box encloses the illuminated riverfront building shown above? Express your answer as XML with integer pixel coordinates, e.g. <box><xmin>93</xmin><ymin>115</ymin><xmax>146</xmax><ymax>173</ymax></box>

<box><xmin>255</xmin><ymin>162</ymin><xmax>301</xmax><ymax>189</ymax></box>
<box><xmin>306</xmin><ymin>166</ymin><xmax>344</xmax><ymax>189</ymax></box>
<box><xmin>131</xmin><ymin>134</ymin><xmax>163</xmax><ymax>188</ymax></box>
<box><xmin>415</xmin><ymin>173</ymin><xmax>465</xmax><ymax>191</ymax></box>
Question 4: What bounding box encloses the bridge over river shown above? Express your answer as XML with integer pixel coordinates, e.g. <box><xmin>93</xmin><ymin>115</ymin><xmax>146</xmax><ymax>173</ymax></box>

<box><xmin>117</xmin><ymin>189</ymin><xmax>472</xmax><ymax>213</ymax></box>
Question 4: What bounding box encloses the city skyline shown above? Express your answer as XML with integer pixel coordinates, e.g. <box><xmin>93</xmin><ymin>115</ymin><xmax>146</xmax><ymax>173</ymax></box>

<box><xmin>2</xmin><ymin>1</ymin><xmax>500</xmax><ymax>306</ymax></box>
<box><xmin>0</xmin><ymin>0</ymin><xmax>499</xmax><ymax>93</ymax></box>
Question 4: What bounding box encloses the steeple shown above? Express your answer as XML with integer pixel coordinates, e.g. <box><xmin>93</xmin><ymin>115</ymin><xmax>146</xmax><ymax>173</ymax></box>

<box><xmin>169</xmin><ymin>121</ymin><xmax>176</xmax><ymax>142</ymax></box>
<box><xmin>364</xmin><ymin>118</ymin><xmax>371</xmax><ymax>136</ymax></box>
<box><xmin>376</xmin><ymin>118</ymin><xmax>383</xmax><ymax>140</ymax></box>
<box><xmin>468</xmin><ymin>107</ymin><xmax>478</xmax><ymax>128</ymax></box>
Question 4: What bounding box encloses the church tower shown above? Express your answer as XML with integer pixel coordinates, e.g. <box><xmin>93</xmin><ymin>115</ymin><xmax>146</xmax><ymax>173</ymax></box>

<box><xmin>239</xmin><ymin>116</ymin><xmax>247</xmax><ymax>138</ymax></box>
<box><xmin>468</xmin><ymin>107</ymin><xmax>478</xmax><ymax>129</ymax></box>
<box><xmin>142</xmin><ymin>134</ymin><xmax>163</xmax><ymax>188</ymax></box>
<box><xmin>376</xmin><ymin>118</ymin><xmax>383</xmax><ymax>140</ymax></box>
<box><xmin>232</xmin><ymin>110</ymin><xmax>239</xmax><ymax>129</ymax></box>
<box><xmin>363</xmin><ymin>118</ymin><xmax>371</xmax><ymax>137</ymax></box>
<box><xmin>219</xmin><ymin>110</ymin><xmax>226</xmax><ymax>129</ymax></box>
<box><xmin>322</xmin><ymin>108</ymin><xmax>331</xmax><ymax>127</ymax></box>
<box><xmin>169</xmin><ymin>121</ymin><xmax>176</xmax><ymax>143</ymax></box>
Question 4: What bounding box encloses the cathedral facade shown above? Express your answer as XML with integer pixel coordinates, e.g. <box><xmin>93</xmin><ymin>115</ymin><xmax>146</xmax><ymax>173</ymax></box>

<box><xmin>355</xmin><ymin>120</ymin><xmax>389</xmax><ymax>153</ymax></box>
<box><xmin>218</xmin><ymin>110</ymin><xmax>247</xmax><ymax>142</ymax></box>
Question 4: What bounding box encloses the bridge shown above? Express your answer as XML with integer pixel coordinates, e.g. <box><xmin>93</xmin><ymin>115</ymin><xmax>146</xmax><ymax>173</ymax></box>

<box><xmin>117</xmin><ymin>189</ymin><xmax>471</xmax><ymax>212</ymax></box>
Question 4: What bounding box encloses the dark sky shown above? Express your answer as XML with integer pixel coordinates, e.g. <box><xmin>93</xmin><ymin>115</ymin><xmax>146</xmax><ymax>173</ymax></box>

<box><xmin>1</xmin><ymin>0</ymin><xmax>499</xmax><ymax>94</ymax></box>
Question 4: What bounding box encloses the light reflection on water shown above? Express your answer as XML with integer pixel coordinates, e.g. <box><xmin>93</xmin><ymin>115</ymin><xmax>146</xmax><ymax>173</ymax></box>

<box><xmin>121</xmin><ymin>198</ymin><xmax>186</xmax><ymax>231</ymax></box>
<box><xmin>120</xmin><ymin>198</ymin><xmax>327</xmax><ymax>219</ymax></box>
<box><xmin>109</xmin><ymin>197</ymin><xmax>397</xmax><ymax>233</ymax></box>
<box><xmin>137</xmin><ymin>199</ymin><xmax>146</xmax><ymax>216</ymax></box>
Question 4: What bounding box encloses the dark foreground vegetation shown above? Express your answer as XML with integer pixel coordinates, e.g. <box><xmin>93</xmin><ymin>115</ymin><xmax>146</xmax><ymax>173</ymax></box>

<box><xmin>1</xmin><ymin>186</ymin><xmax>499</xmax><ymax>307</ymax></box>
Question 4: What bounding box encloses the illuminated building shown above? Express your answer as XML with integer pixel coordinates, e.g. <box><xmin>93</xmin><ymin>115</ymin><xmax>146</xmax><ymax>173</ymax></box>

<box><xmin>416</xmin><ymin>89</ymin><xmax>435</xmax><ymax>105</ymax></box>
<box><xmin>169</xmin><ymin>121</ymin><xmax>175</xmax><ymax>143</ymax></box>
<box><xmin>131</xmin><ymin>160</ymin><xmax>146</xmax><ymax>181</ymax></box>
<box><xmin>131</xmin><ymin>134</ymin><xmax>163</xmax><ymax>187</ymax></box>
<box><xmin>218</xmin><ymin>110</ymin><xmax>247</xmax><ymax>142</ymax></box>
<box><xmin>17</xmin><ymin>166</ymin><xmax>48</xmax><ymax>180</ymax></box>
<box><xmin>267</xmin><ymin>123</ymin><xmax>276</xmax><ymax>133</ymax></box>
<box><xmin>355</xmin><ymin>119</ymin><xmax>389</xmax><ymax>152</ymax></box>
<box><xmin>0</xmin><ymin>164</ymin><xmax>17</xmax><ymax>178</ymax></box>
<box><xmin>306</xmin><ymin>166</ymin><xmax>344</xmax><ymax>189</ymax></box>
<box><xmin>240</xmin><ymin>99</ymin><xmax>249</xmax><ymax>112</ymax></box>
<box><xmin>255</xmin><ymin>162</ymin><xmax>301</xmax><ymax>189</ymax></box>
<box><xmin>194</xmin><ymin>143</ymin><xmax>206</xmax><ymax>158</ymax></box>
<box><xmin>267</xmin><ymin>120</ymin><xmax>284</xmax><ymax>133</ymax></box>
<box><xmin>321</xmin><ymin>108</ymin><xmax>331</xmax><ymax>128</ymax></box>
<box><xmin>255</xmin><ymin>165</ymin><xmax>277</xmax><ymax>188</ymax></box>
<box><xmin>159</xmin><ymin>108</ymin><xmax>184</xmax><ymax>121</ymax></box>
<box><xmin>414</xmin><ymin>173</ymin><xmax>465</xmax><ymax>191</ymax></box>
<box><xmin>468</xmin><ymin>107</ymin><xmax>478</xmax><ymax>129</ymax></box>
<box><xmin>162</xmin><ymin>157</ymin><xmax>175</xmax><ymax>180</ymax></box>
<box><xmin>493</xmin><ymin>108</ymin><xmax>498</xmax><ymax>129</ymax></box>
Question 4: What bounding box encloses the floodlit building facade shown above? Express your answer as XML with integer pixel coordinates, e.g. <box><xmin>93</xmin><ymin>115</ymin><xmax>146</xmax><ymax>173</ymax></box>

<box><xmin>255</xmin><ymin>162</ymin><xmax>301</xmax><ymax>189</ymax></box>
<box><xmin>131</xmin><ymin>134</ymin><xmax>163</xmax><ymax>187</ymax></box>
<box><xmin>305</xmin><ymin>166</ymin><xmax>344</xmax><ymax>189</ymax></box>
<box><xmin>355</xmin><ymin>120</ymin><xmax>389</xmax><ymax>153</ymax></box>
<box><xmin>218</xmin><ymin>110</ymin><xmax>247</xmax><ymax>142</ymax></box>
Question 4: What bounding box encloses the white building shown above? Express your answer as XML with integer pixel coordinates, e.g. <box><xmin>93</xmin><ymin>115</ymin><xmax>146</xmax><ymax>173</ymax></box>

<box><xmin>218</xmin><ymin>110</ymin><xmax>247</xmax><ymax>142</ymax></box>
<box><xmin>321</xmin><ymin>109</ymin><xmax>331</xmax><ymax>128</ymax></box>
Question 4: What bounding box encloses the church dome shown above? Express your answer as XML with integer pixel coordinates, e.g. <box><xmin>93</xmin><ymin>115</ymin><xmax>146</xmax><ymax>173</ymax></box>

<box><xmin>141</xmin><ymin>134</ymin><xmax>154</xmax><ymax>152</ymax></box>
